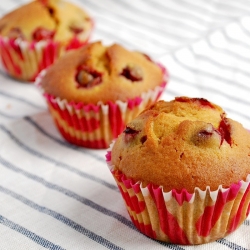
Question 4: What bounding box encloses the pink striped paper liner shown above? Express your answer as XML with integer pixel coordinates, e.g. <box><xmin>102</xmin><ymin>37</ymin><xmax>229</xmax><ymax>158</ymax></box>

<box><xmin>35</xmin><ymin>65</ymin><xmax>168</xmax><ymax>149</ymax></box>
<box><xmin>0</xmin><ymin>35</ymin><xmax>90</xmax><ymax>82</ymax></box>
<box><xmin>106</xmin><ymin>149</ymin><xmax>250</xmax><ymax>245</ymax></box>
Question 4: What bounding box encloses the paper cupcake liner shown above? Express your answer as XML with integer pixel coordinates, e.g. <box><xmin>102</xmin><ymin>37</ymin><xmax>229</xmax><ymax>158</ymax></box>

<box><xmin>35</xmin><ymin>67</ymin><xmax>167</xmax><ymax>149</ymax></box>
<box><xmin>106</xmin><ymin>150</ymin><xmax>250</xmax><ymax>245</ymax></box>
<box><xmin>0</xmin><ymin>35</ymin><xmax>90</xmax><ymax>82</ymax></box>
<box><xmin>41</xmin><ymin>88</ymin><xmax>166</xmax><ymax>149</ymax></box>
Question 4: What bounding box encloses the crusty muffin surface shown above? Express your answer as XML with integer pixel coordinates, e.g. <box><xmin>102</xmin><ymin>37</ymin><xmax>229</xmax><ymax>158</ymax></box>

<box><xmin>39</xmin><ymin>41</ymin><xmax>165</xmax><ymax>103</ymax></box>
<box><xmin>0</xmin><ymin>0</ymin><xmax>92</xmax><ymax>43</ymax></box>
<box><xmin>111</xmin><ymin>97</ymin><xmax>250</xmax><ymax>192</ymax></box>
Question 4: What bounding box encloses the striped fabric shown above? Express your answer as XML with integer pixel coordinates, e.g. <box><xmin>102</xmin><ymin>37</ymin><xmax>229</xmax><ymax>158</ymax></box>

<box><xmin>0</xmin><ymin>0</ymin><xmax>249</xmax><ymax>249</ymax></box>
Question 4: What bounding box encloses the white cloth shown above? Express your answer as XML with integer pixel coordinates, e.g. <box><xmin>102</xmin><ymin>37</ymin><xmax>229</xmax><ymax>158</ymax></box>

<box><xmin>0</xmin><ymin>0</ymin><xmax>249</xmax><ymax>249</ymax></box>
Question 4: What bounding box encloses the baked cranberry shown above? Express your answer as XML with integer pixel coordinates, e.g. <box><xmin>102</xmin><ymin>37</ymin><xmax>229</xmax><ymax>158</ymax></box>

<box><xmin>142</xmin><ymin>53</ymin><xmax>153</xmax><ymax>62</ymax></box>
<box><xmin>192</xmin><ymin>123</ymin><xmax>220</xmax><ymax>147</ymax></box>
<box><xmin>39</xmin><ymin>0</ymin><xmax>48</xmax><ymax>5</ymax></box>
<box><xmin>192</xmin><ymin>117</ymin><xmax>232</xmax><ymax>147</ymax></box>
<box><xmin>140</xmin><ymin>135</ymin><xmax>147</xmax><ymax>144</ymax></box>
<box><xmin>196</xmin><ymin>98</ymin><xmax>215</xmax><ymax>108</ymax></box>
<box><xmin>75</xmin><ymin>66</ymin><xmax>102</xmax><ymax>88</ymax></box>
<box><xmin>175</xmin><ymin>97</ymin><xmax>189</xmax><ymax>103</ymax></box>
<box><xmin>124</xmin><ymin>126</ymin><xmax>139</xmax><ymax>135</ymax></box>
<box><xmin>8</xmin><ymin>28</ymin><xmax>25</xmax><ymax>40</ymax></box>
<box><xmin>48</xmin><ymin>7</ymin><xmax>54</xmax><ymax>15</ymax></box>
<box><xmin>218</xmin><ymin>116</ymin><xmax>232</xmax><ymax>146</ymax></box>
<box><xmin>121</xmin><ymin>65</ymin><xmax>143</xmax><ymax>82</ymax></box>
<box><xmin>175</xmin><ymin>97</ymin><xmax>215</xmax><ymax>109</ymax></box>
<box><xmin>32</xmin><ymin>27</ymin><xmax>55</xmax><ymax>42</ymax></box>
<box><xmin>198</xmin><ymin>129</ymin><xmax>214</xmax><ymax>138</ymax></box>
<box><xmin>123</xmin><ymin>126</ymin><xmax>140</xmax><ymax>142</ymax></box>
<box><xmin>69</xmin><ymin>25</ymin><xmax>83</xmax><ymax>35</ymax></box>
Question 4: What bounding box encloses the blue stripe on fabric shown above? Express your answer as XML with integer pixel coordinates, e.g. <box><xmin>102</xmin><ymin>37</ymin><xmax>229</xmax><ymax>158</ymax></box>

<box><xmin>83</xmin><ymin>0</ymin><xmax>195</xmax><ymax>42</ymax></box>
<box><xmin>221</xmin><ymin>106</ymin><xmax>250</xmax><ymax>122</ymax></box>
<box><xmin>216</xmin><ymin>238</ymin><xmax>249</xmax><ymax>250</ymax></box>
<box><xmin>118</xmin><ymin>0</ymin><xmax>204</xmax><ymax>33</ymax></box>
<box><xmin>212</xmin><ymin>2</ymin><xmax>249</xmax><ymax>15</ymax></box>
<box><xmin>0</xmin><ymin>186</ymin><xmax>123</xmax><ymax>250</ymax></box>
<box><xmin>0</xmin><ymin>110</ymin><xmax>19</xmax><ymax>119</ymax></box>
<box><xmin>234</xmin><ymin>0</ymin><xmax>250</xmax><ymax>8</ymax></box>
<box><xmin>90</xmin><ymin>29</ymin><xmax>146</xmax><ymax>51</ymax></box>
<box><xmin>10</xmin><ymin>0</ymin><xmax>27</xmax><ymax>3</ymax></box>
<box><xmin>0</xmin><ymin>215</ymin><xmax>64</xmax><ymax>250</ymax></box>
<box><xmin>243</xmin><ymin>219</ymin><xmax>249</xmax><ymax>226</ymax></box>
<box><xmin>221</xmin><ymin>29</ymin><xmax>250</xmax><ymax>50</ymax></box>
<box><xmin>0</xmin><ymin>90</ymin><xmax>45</xmax><ymax>110</ymax></box>
<box><xmin>90</xmin><ymin>29</ymin><xmax>172</xmax><ymax>57</ymax></box>
<box><xmin>146</xmin><ymin>0</ymin><xmax>211</xmax><ymax>26</ymax></box>
<box><xmin>163</xmin><ymin>88</ymin><xmax>181</xmax><ymax>97</ymax></box>
<box><xmin>175</xmin><ymin>0</ymin><xmax>234</xmax><ymax>19</ymax></box>
<box><xmin>0</xmin><ymin>155</ymin><xmax>184</xmax><ymax>250</ymax></box>
<box><xmin>206</xmin><ymin>38</ymin><xmax>250</xmax><ymax>63</ymax></box>
<box><xmin>0</xmin><ymin>124</ymin><xmax>118</xmax><ymax>192</ymax></box>
<box><xmin>95</xmin><ymin>23</ymin><xmax>176</xmax><ymax>54</ymax></box>
<box><xmin>0</xmin><ymin>154</ymin><xmax>134</xmax><ymax>229</ymax></box>
<box><xmin>96</xmin><ymin>16</ymin><xmax>176</xmax><ymax>50</ymax></box>
<box><xmin>189</xmin><ymin>46</ymin><xmax>250</xmax><ymax>78</ymax></box>
<box><xmin>172</xmin><ymin>52</ymin><xmax>250</xmax><ymax>92</ymax></box>
<box><xmin>238</xmin><ymin>21</ymin><xmax>250</xmax><ymax>37</ymax></box>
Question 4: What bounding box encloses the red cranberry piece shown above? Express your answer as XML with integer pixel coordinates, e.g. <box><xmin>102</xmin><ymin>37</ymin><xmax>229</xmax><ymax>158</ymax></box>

<box><xmin>39</xmin><ymin>0</ymin><xmax>49</xmax><ymax>5</ymax></box>
<box><xmin>175</xmin><ymin>97</ymin><xmax>215</xmax><ymax>109</ymax></box>
<box><xmin>69</xmin><ymin>25</ymin><xmax>84</xmax><ymax>35</ymax></box>
<box><xmin>32</xmin><ymin>27</ymin><xmax>55</xmax><ymax>42</ymax></box>
<box><xmin>124</xmin><ymin>126</ymin><xmax>139</xmax><ymax>135</ymax></box>
<box><xmin>75</xmin><ymin>66</ymin><xmax>102</xmax><ymax>88</ymax></box>
<box><xmin>123</xmin><ymin>126</ymin><xmax>140</xmax><ymax>142</ymax></box>
<box><xmin>8</xmin><ymin>28</ymin><xmax>25</xmax><ymax>40</ymax></box>
<box><xmin>198</xmin><ymin>129</ymin><xmax>213</xmax><ymax>138</ymax></box>
<box><xmin>121</xmin><ymin>65</ymin><xmax>143</xmax><ymax>82</ymax></box>
<box><xmin>218</xmin><ymin>117</ymin><xmax>232</xmax><ymax>146</ymax></box>
<box><xmin>175</xmin><ymin>97</ymin><xmax>189</xmax><ymax>103</ymax></box>
<box><xmin>48</xmin><ymin>7</ymin><xmax>54</xmax><ymax>15</ymax></box>
<box><xmin>192</xmin><ymin>123</ymin><xmax>220</xmax><ymax>147</ymax></box>
<box><xmin>141</xmin><ymin>53</ymin><xmax>153</xmax><ymax>62</ymax></box>
<box><xmin>195</xmin><ymin>98</ymin><xmax>215</xmax><ymax>108</ymax></box>
<box><xmin>140</xmin><ymin>135</ymin><xmax>147</xmax><ymax>144</ymax></box>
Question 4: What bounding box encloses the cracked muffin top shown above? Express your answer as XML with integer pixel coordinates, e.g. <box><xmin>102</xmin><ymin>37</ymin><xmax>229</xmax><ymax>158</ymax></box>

<box><xmin>110</xmin><ymin>97</ymin><xmax>250</xmax><ymax>192</ymax></box>
<box><xmin>0</xmin><ymin>0</ymin><xmax>92</xmax><ymax>44</ymax></box>
<box><xmin>39</xmin><ymin>41</ymin><xmax>166</xmax><ymax>103</ymax></box>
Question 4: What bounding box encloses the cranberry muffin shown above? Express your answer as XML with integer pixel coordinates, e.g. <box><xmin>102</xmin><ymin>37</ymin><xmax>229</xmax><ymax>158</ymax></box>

<box><xmin>0</xmin><ymin>0</ymin><xmax>93</xmax><ymax>81</ymax></box>
<box><xmin>36</xmin><ymin>41</ymin><xmax>168</xmax><ymax>149</ymax></box>
<box><xmin>107</xmin><ymin>97</ymin><xmax>250</xmax><ymax>244</ymax></box>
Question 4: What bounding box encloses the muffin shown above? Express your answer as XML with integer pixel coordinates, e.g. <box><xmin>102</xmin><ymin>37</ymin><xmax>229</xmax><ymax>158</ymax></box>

<box><xmin>107</xmin><ymin>97</ymin><xmax>250</xmax><ymax>244</ymax></box>
<box><xmin>36</xmin><ymin>41</ymin><xmax>168</xmax><ymax>149</ymax></box>
<box><xmin>0</xmin><ymin>0</ymin><xmax>93</xmax><ymax>81</ymax></box>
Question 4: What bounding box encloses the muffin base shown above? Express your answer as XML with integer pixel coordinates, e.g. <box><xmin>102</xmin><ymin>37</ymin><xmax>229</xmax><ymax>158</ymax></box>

<box><xmin>36</xmin><ymin>62</ymin><xmax>168</xmax><ymax>149</ymax></box>
<box><xmin>39</xmin><ymin>82</ymin><xmax>166</xmax><ymax>149</ymax></box>
<box><xmin>106</xmin><ymin>150</ymin><xmax>250</xmax><ymax>245</ymax></box>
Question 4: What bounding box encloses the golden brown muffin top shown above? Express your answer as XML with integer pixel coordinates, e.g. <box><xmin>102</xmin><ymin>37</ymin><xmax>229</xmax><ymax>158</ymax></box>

<box><xmin>0</xmin><ymin>0</ymin><xmax>92</xmax><ymax>43</ymax></box>
<box><xmin>111</xmin><ymin>97</ymin><xmax>250</xmax><ymax>192</ymax></box>
<box><xmin>39</xmin><ymin>41</ymin><xmax>165</xmax><ymax>103</ymax></box>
